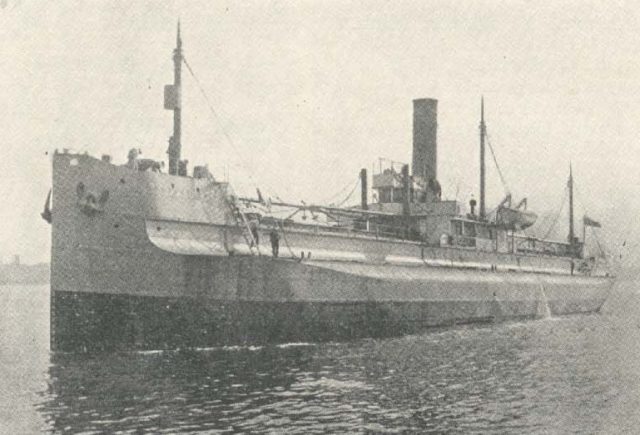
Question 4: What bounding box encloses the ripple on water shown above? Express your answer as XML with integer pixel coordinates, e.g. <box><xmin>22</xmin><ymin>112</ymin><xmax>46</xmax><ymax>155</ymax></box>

<box><xmin>2</xmin><ymin>282</ymin><xmax>640</xmax><ymax>433</ymax></box>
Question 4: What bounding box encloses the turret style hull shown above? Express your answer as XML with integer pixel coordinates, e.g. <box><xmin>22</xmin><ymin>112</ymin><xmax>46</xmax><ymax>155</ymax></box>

<box><xmin>50</xmin><ymin>153</ymin><xmax>613</xmax><ymax>352</ymax></box>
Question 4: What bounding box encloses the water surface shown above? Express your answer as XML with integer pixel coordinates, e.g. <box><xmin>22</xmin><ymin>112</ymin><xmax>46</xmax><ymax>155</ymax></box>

<box><xmin>1</xmin><ymin>280</ymin><xmax>639</xmax><ymax>433</ymax></box>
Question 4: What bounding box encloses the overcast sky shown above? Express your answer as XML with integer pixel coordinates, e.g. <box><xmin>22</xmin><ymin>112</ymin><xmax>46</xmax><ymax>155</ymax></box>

<box><xmin>1</xmin><ymin>0</ymin><xmax>639</xmax><ymax>264</ymax></box>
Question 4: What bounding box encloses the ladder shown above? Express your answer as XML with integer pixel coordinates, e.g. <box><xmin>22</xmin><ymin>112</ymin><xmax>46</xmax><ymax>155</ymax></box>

<box><xmin>227</xmin><ymin>198</ymin><xmax>260</xmax><ymax>256</ymax></box>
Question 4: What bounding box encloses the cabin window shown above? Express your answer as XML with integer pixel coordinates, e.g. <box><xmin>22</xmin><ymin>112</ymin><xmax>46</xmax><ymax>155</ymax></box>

<box><xmin>454</xmin><ymin>221</ymin><xmax>462</xmax><ymax>235</ymax></box>
<box><xmin>475</xmin><ymin>224</ymin><xmax>493</xmax><ymax>240</ymax></box>
<box><xmin>464</xmin><ymin>222</ymin><xmax>476</xmax><ymax>237</ymax></box>
<box><xmin>393</xmin><ymin>188</ymin><xmax>404</xmax><ymax>203</ymax></box>
<box><xmin>379</xmin><ymin>188</ymin><xmax>392</xmax><ymax>203</ymax></box>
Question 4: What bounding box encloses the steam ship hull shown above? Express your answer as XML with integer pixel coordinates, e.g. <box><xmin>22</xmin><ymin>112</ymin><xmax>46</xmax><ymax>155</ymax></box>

<box><xmin>50</xmin><ymin>153</ymin><xmax>612</xmax><ymax>352</ymax></box>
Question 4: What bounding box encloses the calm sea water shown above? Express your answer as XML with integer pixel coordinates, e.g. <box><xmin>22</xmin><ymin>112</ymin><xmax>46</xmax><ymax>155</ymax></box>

<box><xmin>1</xmin><ymin>280</ymin><xmax>639</xmax><ymax>434</ymax></box>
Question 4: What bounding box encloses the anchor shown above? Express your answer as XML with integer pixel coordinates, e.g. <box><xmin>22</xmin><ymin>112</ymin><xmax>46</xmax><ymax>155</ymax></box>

<box><xmin>41</xmin><ymin>189</ymin><xmax>52</xmax><ymax>224</ymax></box>
<box><xmin>76</xmin><ymin>182</ymin><xmax>109</xmax><ymax>217</ymax></box>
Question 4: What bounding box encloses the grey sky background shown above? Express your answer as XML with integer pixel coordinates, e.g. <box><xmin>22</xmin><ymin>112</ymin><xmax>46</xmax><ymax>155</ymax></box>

<box><xmin>1</xmin><ymin>0</ymin><xmax>638</xmax><ymax>264</ymax></box>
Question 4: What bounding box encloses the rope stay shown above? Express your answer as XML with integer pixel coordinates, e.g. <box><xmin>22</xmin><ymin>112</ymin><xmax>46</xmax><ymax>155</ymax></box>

<box><xmin>573</xmin><ymin>181</ymin><xmax>611</xmax><ymax>263</ymax></box>
<box><xmin>276</xmin><ymin>219</ymin><xmax>298</xmax><ymax>259</ymax></box>
<box><xmin>541</xmin><ymin>185</ymin><xmax>568</xmax><ymax>240</ymax></box>
<box><xmin>182</xmin><ymin>55</ymin><xmax>283</xmax><ymax>201</ymax></box>
<box><xmin>334</xmin><ymin>177</ymin><xmax>360</xmax><ymax>208</ymax></box>
<box><xmin>183</xmin><ymin>55</ymin><xmax>366</xmax><ymax>216</ymax></box>
<box><xmin>320</xmin><ymin>176</ymin><xmax>360</xmax><ymax>206</ymax></box>
<box><xmin>182</xmin><ymin>56</ymin><xmax>239</xmax><ymax>152</ymax></box>
<box><xmin>484</xmin><ymin>130</ymin><xmax>510</xmax><ymax>195</ymax></box>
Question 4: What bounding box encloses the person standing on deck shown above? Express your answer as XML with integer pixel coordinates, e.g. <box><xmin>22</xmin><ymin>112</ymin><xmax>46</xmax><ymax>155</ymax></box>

<box><xmin>270</xmin><ymin>228</ymin><xmax>280</xmax><ymax>258</ymax></box>
<box><xmin>249</xmin><ymin>220</ymin><xmax>259</xmax><ymax>248</ymax></box>
<box><xmin>126</xmin><ymin>148</ymin><xmax>141</xmax><ymax>170</ymax></box>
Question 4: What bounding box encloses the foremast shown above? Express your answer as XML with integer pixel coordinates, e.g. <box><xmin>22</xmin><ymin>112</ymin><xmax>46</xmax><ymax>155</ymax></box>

<box><xmin>165</xmin><ymin>22</ymin><xmax>183</xmax><ymax>176</ymax></box>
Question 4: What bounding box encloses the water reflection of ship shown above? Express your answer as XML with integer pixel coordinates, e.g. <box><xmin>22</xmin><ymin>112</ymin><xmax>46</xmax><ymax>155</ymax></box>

<box><xmin>39</xmin><ymin>347</ymin><xmax>311</xmax><ymax>433</ymax></box>
<box><xmin>45</xmin><ymin>23</ymin><xmax>613</xmax><ymax>352</ymax></box>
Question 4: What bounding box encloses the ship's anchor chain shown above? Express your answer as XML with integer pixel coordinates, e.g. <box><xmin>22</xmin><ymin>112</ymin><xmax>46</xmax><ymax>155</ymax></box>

<box><xmin>76</xmin><ymin>182</ymin><xmax>109</xmax><ymax>217</ymax></box>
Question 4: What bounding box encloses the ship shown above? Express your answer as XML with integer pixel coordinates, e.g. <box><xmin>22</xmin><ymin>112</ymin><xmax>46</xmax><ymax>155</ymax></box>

<box><xmin>45</xmin><ymin>25</ymin><xmax>614</xmax><ymax>352</ymax></box>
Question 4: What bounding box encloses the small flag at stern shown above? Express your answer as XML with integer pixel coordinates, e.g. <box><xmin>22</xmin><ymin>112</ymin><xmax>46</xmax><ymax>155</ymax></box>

<box><xmin>583</xmin><ymin>215</ymin><xmax>601</xmax><ymax>228</ymax></box>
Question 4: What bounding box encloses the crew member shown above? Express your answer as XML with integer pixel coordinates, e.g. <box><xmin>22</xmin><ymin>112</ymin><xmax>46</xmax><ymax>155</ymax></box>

<box><xmin>249</xmin><ymin>220</ymin><xmax>259</xmax><ymax>247</ymax></box>
<box><xmin>270</xmin><ymin>228</ymin><xmax>280</xmax><ymax>258</ymax></box>
<box><xmin>126</xmin><ymin>148</ymin><xmax>141</xmax><ymax>170</ymax></box>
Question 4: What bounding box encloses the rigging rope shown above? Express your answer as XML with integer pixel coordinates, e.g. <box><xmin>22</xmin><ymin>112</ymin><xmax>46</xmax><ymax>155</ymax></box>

<box><xmin>277</xmin><ymin>220</ymin><xmax>297</xmax><ymax>259</ymax></box>
<box><xmin>183</xmin><ymin>56</ymin><xmax>240</xmax><ymax>154</ymax></box>
<box><xmin>542</xmin><ymin>186</ymin><xmax>567</xmax><ymax>240</ymax></box>
<box><xmin>182</xmin><ymin>55</ymin><xmax>283</xmax><ymax>201</ymax></box>
<box><xmin>574</xmin><ymin>182</ymin><xmax>611</xmax><ymax>262</ymax></box>
<box><xmin>320</xmin><ymin>176</ymin><xmax>360</xmax><ymax>206</ymax></box>
<box><xmin>333</xmin><ymin>178</ymin><xmax>361</xmax><ymax>207</ymax></box>
<box><xmin>484</xmin><ymin>131</ymin><xmax>510</xmax><ymax>194</ymax></box>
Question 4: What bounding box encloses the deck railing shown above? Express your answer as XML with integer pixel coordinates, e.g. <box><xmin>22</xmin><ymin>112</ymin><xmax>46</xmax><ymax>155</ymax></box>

<box><xmin>253</xmin><ymin>217</ymin><xmax>579</xmax><ymax>260</ymax></box>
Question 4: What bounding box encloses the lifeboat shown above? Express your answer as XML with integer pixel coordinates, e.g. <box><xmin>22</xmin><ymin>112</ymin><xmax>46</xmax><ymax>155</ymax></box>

<box><xmin>496</xmin><ymin>206</ymin><xmax>538</xmax><ymax>230</ymax></box>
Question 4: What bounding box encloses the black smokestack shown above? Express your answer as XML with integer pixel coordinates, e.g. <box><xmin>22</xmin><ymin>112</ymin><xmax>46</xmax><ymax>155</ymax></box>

<box><xmin>360</xmin><ymin>168</ymin><xmax>368</xmax><ymax>210</ymax></box>
<box><xmin>412</xmin><ymin>98</ymin><xmax>438</xmax><ymax>181</ymax></box>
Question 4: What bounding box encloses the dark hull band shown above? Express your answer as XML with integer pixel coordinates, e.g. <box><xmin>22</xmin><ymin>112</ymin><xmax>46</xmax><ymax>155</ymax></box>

<box><xmin>50</xmin><ymin>288</ymin><xmax>605</xmax><ymax>353</ymax></box>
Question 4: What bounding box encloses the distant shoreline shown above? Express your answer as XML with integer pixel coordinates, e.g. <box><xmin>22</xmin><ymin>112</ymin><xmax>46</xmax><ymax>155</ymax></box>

<box><xmin>0</xmin><ymin>263</ymin><xmax>49</xmax><ymax>285</ymax></box>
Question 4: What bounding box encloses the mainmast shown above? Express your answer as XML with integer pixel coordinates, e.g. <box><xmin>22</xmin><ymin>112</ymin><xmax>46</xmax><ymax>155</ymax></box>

<box><xmin>479</xmin><ymin>97</ymin><xmax>486</xmax><ymax>219</ymax></box>
<box><xmin>166</xmin><ymin>21</ymin><xmax>183</xmax><ymax>176</ymax></box>
<box><xmin>568</xmin><ymin>163</ymin><xmax>574</xmax><ymax>244</ymax></box>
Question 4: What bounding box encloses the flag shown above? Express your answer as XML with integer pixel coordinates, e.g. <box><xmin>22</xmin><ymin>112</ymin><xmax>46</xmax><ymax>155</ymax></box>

<box><xmin>583</xmin><ymin>215</ymin><xmax>601</xmax><ymax>228</ymax></box>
